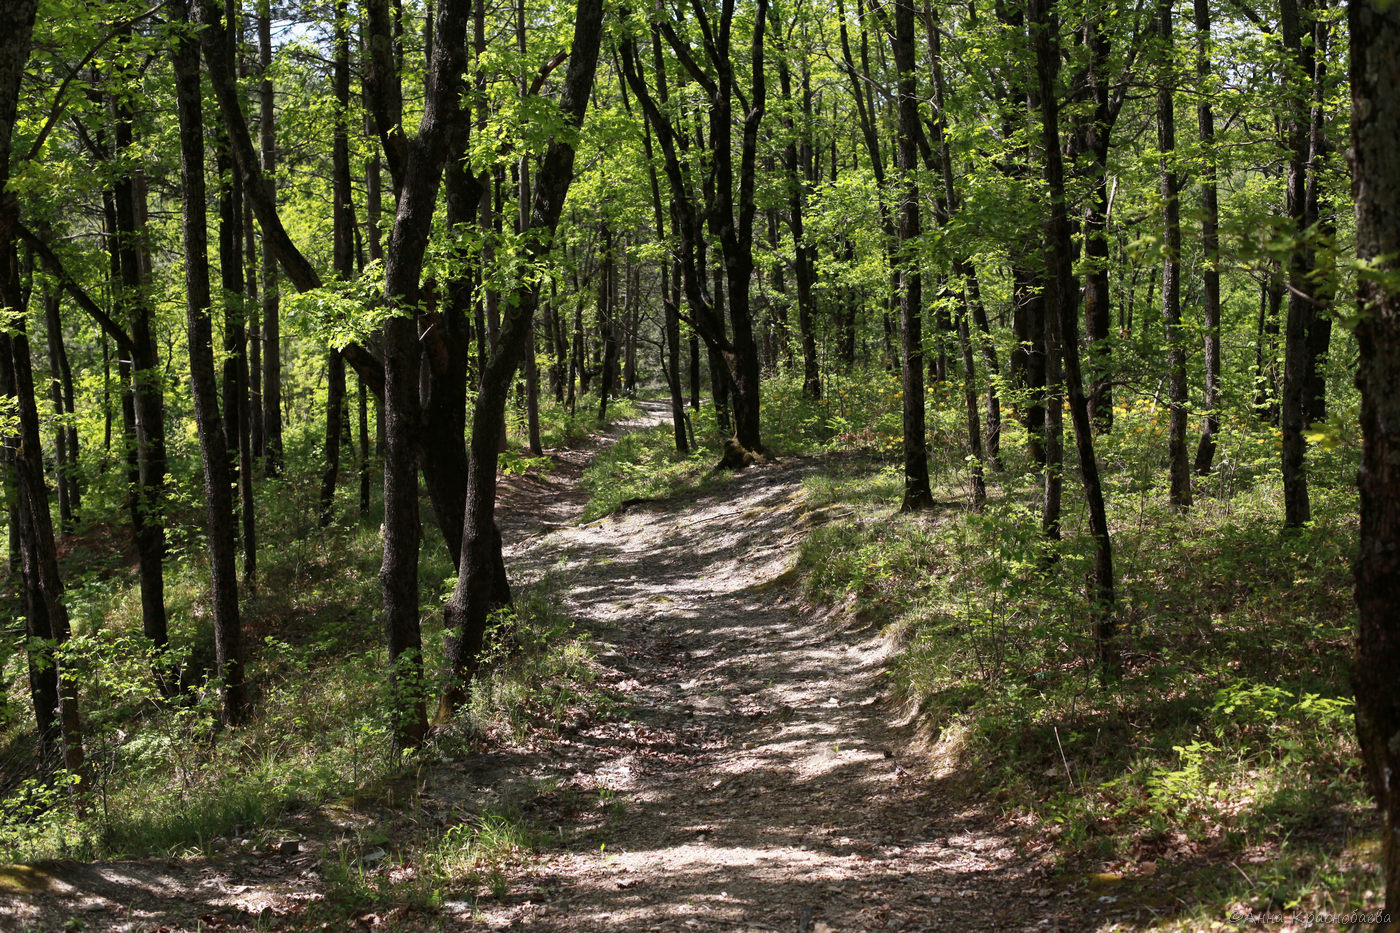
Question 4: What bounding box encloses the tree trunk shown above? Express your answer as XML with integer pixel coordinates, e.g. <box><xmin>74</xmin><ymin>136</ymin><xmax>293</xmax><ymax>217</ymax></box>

<box><xmin>1279</xmin><ymin>0</ymin><xmax>1313</xmax><ymax>527</ymax></box>
<box><xmin>771</xmin><ymin>12</ymin><xmax>821</xmax><ymax>400</ymax></box>
<box><xmin>892</xmin><ymin>0</ymin><xmax>932</xmax><ymax>511</ymax></box>
<box><xmin>258</xmin><ymin>0</ymin><xmax>283</xmax><ymax>476</ymax></box>
<box><xmin>116</xmin><ymin>84</ymin><xmax>171</xmax><ymax>653</ymax></box>
<box><xmin>1303</xmin><ymin>12</ymin><xmax>1334</xmax><ymax>426</ymax></box>
<box><xmin>177</xmin><ymin>0</ymin><xmax>247</xmax><ymax>726</ymax></box>
<box><xmin>1349</xmin><ymin>0</ymin><xmax>1400</xmax><ymax>914</ymax></box>
<box><xmin>41</xmin><ymin>287</ymin><xmax>79</xmax><ymax>533</ymax></box>
<box><xmin>0</xmin><ymin>321</ymin><xmax>61</xmax><ymax>765</ymax></box>
<box><xmin>1158</xmin><ymin>0</ymin><xmax>1191</xmax><ymax>511</ymax></box>
<box><xmin>214</xmin><ymin>29</ymin><xmax>257</xmax><ymax>589</ymax></box>
<box><xmin>1012</xmin><ymin>267</ymin><xmax>1048</xmax><ymax>464</ymax></box>
<box><xmin>1032</xmin><ymin>0</ymin><xmax>1118</xmax><ymax>674</ymax></box>
<box><xmin>1192</xmin><ymin>0</ymin><xmax>1222</xmax><ymax>474</ymax></box>
<box><xmin>365</xmin><ymin>0</ymin><xmax>469</xmax><ymax>749</ymax></box>
<box><xmin>1</xmin><ymin>315</ymin><xmax>85</xmax><ymax>784</ymax></box>
<box><xmin>962</xmin><ymin>262</ymin><xmax>1003</xmax><ymax>470</ymax></box>
<box><xmin>439</xmin><ymin>0</ymin><xmax>604</xmax><ymax>719</ymax></box>
<box><xmin>320</xmin><ymin>353</ymin><xmax>345</xmax><ymax>525</ymax></box>
<box><xmin>320</xmin><ymin>0</ymin><xmax>353</xmax><ymax>528</ymax></box>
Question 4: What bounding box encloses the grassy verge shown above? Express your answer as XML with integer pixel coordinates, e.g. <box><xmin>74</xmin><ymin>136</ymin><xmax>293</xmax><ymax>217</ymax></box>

<box><xmin>793</xmin><ymin>404</ymin><xmax>1375</xmax><ymax>926</ymax></box>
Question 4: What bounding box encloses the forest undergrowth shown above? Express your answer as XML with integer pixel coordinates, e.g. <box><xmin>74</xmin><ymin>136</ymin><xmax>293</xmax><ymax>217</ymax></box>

<box><xmin>0</xmin><ymin>397</ymin><xmax>636</xmax><ymax>875</ymax></box>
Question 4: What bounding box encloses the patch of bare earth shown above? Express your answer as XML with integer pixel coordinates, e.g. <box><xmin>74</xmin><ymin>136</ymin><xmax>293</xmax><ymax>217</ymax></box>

<box><xmin>1</xmin><ymin>403</ymin><xmax>1091</xmax><ymax>932</ymax></box>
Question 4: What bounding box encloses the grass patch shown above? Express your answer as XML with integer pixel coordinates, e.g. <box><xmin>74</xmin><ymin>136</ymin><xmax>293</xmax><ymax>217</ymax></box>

<box><xmin>579</xmin><ymin>421</ymin><xmax>716</xmax><ymax>521</ymax></box>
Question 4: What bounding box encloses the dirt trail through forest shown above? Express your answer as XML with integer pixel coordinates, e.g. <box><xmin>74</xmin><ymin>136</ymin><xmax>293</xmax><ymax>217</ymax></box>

<box><xmin>468</xmin><ymin>401</ymin><xmax>1068</xmax><ymax>932</ymax></box>
<box><xmin>3</xmin><ymin>403</ymin><xmax>1085</xmax><ymax>932</ymax></box>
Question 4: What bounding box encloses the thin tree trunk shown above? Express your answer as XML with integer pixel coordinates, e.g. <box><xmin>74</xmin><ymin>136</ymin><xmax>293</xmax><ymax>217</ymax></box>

<box><xmin>1303</xmin><ymin>12</ymin><xmax>1334</xmax><ymax>425</ymax></box>
<box><xmin>892</xmin><ymin>0</ymin><xmax>932</xmax><ymax>511</ymax></box>
<box><xmin>1192</xmin><ymin>0</ymin><xmax>1222</xmax><ymax>474</ymax></box>
<box><xmin>320</xmin><ymin>0</ymin><xmax>353</xmax><ymax>528</ymax></box>
<box><xmin>258</xmin><ymin>0</ymin><xmax>283</xmax><ymax>476</ymax></box>
<box><xmin>1158</xmin><ymin>0</ymin><xmax>1191</xmax><ymax>511</ymax></box>
<box><xmin>177</xmin><ymin>0</ymin><xmax>246</xmax><ymax>726</ymax></box>
<box><xmin>1279</xmin><ymin>0</ymin><xmax>1313</xmax><ymax>526</ymax></box>
<box><xmin>41</xmin><ymin>287</ymin><xmax>79</xmax><ymax>532</ymax></box>
<box><xmin>963</xmin><ymin>262</ymin><xmax>1003</xmax><ymax>470</ymax></box>
<box><xmin>1032</xmin><ymin>0</ymin><xmax>1118</xmax><ymax>673</ymax></box>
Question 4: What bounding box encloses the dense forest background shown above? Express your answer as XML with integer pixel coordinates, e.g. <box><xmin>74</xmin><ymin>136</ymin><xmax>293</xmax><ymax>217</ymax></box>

<box><xmin>2</xmin><ymin>0</ymin><xmax>1400</xmax><ymax>927</ymax></box>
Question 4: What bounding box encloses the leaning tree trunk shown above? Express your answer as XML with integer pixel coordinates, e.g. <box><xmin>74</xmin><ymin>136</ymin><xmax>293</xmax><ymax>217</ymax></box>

<box><xmin>1032</xmin><ymin>0</ymin><xmax>1118</xmax><ymax>675</ymax></box>
<box><xmin>1349</xmin><ymin>0</ymin><xmax>1400</xmax><ymax>915</ymax></box>
<box><xmin>439</xmin><ymin>0</ymin><xmax>605</xmax><ymax>720</ymax></box>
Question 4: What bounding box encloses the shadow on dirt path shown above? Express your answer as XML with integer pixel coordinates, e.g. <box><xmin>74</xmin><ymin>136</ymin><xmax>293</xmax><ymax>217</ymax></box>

<box><xmin>467</xmin><ymin>414</ymin><xmax>1085</xmax><ymax>933</ymax></box>
<box><xmin>2</xmin><ymin>402</ymin><xmax>1097</xmax><ymax>932</ymax></box>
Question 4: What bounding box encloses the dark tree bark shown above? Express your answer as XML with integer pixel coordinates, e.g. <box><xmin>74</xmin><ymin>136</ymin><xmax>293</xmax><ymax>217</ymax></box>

<box><xmin>41</xmin><ymin>286</ymin><xmax>80</xmax><ymax>532</ymax></box>
<box><xmin>635</xmin><ymin>93</ymin><xmax>689</xmax><ymax>453</ymax></box>
<box><xmin>621</xmin><ymin>1</ymin><xmax>769</xmax><ymax>463</ymax></box>
<box><xmin>213</xmin><ymin>5</ymin><xmax>256</xmax><ymax>589</ymax></box>
<box><xmin>106</xmin><ymin>28</ymin><xmax>171</xmax><ymax>651</ymax></box>
<box><xmin>1032</xmin><ymin>0</ymin><xmax>1119</xmax><ymax>676</ymax></box>
<box><xmin>925</xmin><ymin>0</ymin><xmax>992</xmax><ymax>494</ymax></box>
<box><xmin>244</xmin><ymin>195</ymin><xmax>262</xmax><ymax>461</ymax></box>
<box><xmin>597</xmin><ymin>249</ymin><xmax>619</xmax><ymax>423</ymax></box>
<box><xmin>962</xmin><ymin>262</ymin><xmax>1003</xmax><ymax>470</ymax></box>
<box><xmin>320</xmin><ymin>0</ymin><xmax>353</xmax><ymax>528</ymax></box>
<box><xmin>1255</xmin><ymin>259</ymin><xmax>1284</xmax><ymax>419</ymax></box>
<box><xmin>0</xmin><ymin>317</ymin><xmax>85</xmax><ymax>783</ymax></box>
<box><xmin>1158</xmin><ymin>0</ymin><xmax>1191</xmax><ymax>511</ymax></box>
<box><xmin>0</xmin><ymin>324</ymin><xmax>59</xmax><ymax>763</ymax></box>
<box><xmin>364</xmin><ymin>0</ymin><xmax>470</xmax><ymax>748</ymax></box>
<box><xmin>1279</xmin><ymin>0</ymin><xmax>1313</xmax><ymax>526</ymax></box>
<box><xmin>21</xmin><ymin>211</ymin><xmax>171</xmax><ymax>656</ymax></box>
<box><xmin>770</xmin><ymin>7</ymin><xmax>820</xmax><ymax>400</ymax></box>
<box><xmin>1192</xmin><ymin>0</ymin><xmax>1222</xmax><ymax>474</ymax></box>
<box><xmin>176</xmin><ymin>0</ymin><xmax>247</xmax><ymax>726</ymax></box>
<box><xmin>3</xmin><ymin>13</ymin><xmax>83</xmax><ymax>780</ymax></box>
<box><xmin>1303</xmin><ymin>12</ymin><xmax>1334</xmax><ymax>426</ymax></box>
<box><xmin>1012</xmin><ymin>267</ymin><xmax>1048</xmax><ymax>464</ymax></box>
<box><xmin>439</xmin><ymin>0</ymin><xmax>605</xmax><ymax>719</ymax></box>
<box><xmin>891</xmin><ymin>0</ymin><xmax>932</xmax><ymax>511</ymax></box>
<box><xmin>257</xmin><ymin>0</ymin><xmax>282</xmax><ymax>475</ymax></box>
<box><xmin>1349</xmin><ymin>0</ymin><xmax>1400</xmax><ymax>914</ymax></box>
<box><xmin>1072</xmin><ymin>4</ymin><xmax>1135</xmax><ymax>435</ymax></box>
<box><xmin>957</xmin><ymin>303</ymin><xmax>987</xmax><ymax>510</ymax></box>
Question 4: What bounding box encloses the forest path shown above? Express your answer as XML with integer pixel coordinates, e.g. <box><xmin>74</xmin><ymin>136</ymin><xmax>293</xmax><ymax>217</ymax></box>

<box><xmin>1</xmin><ymin>403</ymin><xmax>1073</xmax><ymax>932</ymax></box>
<box><xmin>469</xmin><ymin>401</ymin><xmax>1066</xmax><ymax>932</ymax></box>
